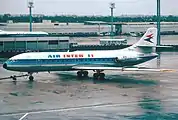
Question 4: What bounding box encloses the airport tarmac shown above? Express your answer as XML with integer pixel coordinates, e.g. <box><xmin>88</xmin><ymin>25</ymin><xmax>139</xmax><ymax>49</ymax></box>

<box><xmin>0</xmin><ymin>52</ymin><xmax>178</xmax><ymax>120</ymax></box>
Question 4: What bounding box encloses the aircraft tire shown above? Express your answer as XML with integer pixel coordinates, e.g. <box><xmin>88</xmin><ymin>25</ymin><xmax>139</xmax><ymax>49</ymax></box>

<box><xmin>99</xmin><ymin>73</ymin><xmax>105</xmax><ymax>80</ymax></box>
<box><xmin>77</xmin><ymin>71</ymin><xmax>83</xmax><ymax>78</ymax></box>
<box><xmin>29</xmin><ymin>76</ymin><xmax>34</xmax><ymax>81</ymax></box>
<box><xmin>11</xmin><ymin>75</ymin><xmax>17</xmax><ymax>81</ymax></box>
<box><xmin>83</xmin><ymin>71</ymin><xmax>88</xmax><ymax>77</ymax></box>
<box><xmin>93</xmin><ymin>73</ymin><xmax>99</xmax><ymax>80</ymax></box>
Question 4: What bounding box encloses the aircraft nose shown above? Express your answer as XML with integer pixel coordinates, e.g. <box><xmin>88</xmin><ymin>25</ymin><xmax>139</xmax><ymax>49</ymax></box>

<box><xmin>3</xmin><ymin>63</ymin><xmax>7</xmax><ymax>69</ymax></box>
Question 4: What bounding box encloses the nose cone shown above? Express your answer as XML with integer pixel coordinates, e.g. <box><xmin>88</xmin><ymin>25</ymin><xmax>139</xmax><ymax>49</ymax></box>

<box><xmin>3</xmin><ymin>63</ymin><xmax>7</xmax><ymax>69</ymax></box>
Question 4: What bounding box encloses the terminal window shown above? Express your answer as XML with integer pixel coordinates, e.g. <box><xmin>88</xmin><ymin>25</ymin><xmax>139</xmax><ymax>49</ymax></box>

<box><xmin>59</xmin><ymin>40</ymin><xmax>69</xmax><ymax>42</ymax></box>
<box><xmin>48</xmin><ymin>40</ymin><xmax>58</xmax><ymax>45</ymax></box>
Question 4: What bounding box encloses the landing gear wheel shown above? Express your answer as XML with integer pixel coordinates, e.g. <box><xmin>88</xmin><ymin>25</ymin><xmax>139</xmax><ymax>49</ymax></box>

<box><xmin>83</xmin><ymin>71</ymin><xmax>89</xmax><ymax>78</ymax></box>
<box><xmin>77</xmin><ymin>71</ymin><xmax>89</xmax><ymax>79</ymax></box>
<box><xmin>77</xmin><ymin>71</ymin><xmax>83</xmax><ymax>78</ymax></box>
<box><xmin>99</xmin><ymin>73</ymin><xmax>105</xmax><ymax>80</ymax></box>
<box><xmin>29</xmin><ymin>76</ymin><xmax>34</xmax><ymax>81</ymax></box>
<box><xmin>92</xmin><ymin>72</ymin><xmax>105</xmax><ymax>83</ymax></box>
<box><xmin>93</xmin><ymin>73</ymin><xmax>100</xmax><ymax>84</ymax></box>
<box><xmin>93</xmin><ymin>73</ymin><xmax>99</xmax><ymax>80</ymax></box>
<box><xmin>10</xmin><ymin>75</ymin><xmax>17</xmax><ymax>81</ymax></box>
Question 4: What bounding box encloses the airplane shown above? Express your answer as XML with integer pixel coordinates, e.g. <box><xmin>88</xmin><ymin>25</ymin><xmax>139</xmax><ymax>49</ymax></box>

<box><xmin>0</xmin><ymin>30</ymin><xmax>48</xmax><ymax>37</ymax></box>
<box><xmin>2</xmin><ymin>27</ymin><xmax>165</xmax><ymax>81</ymax></box>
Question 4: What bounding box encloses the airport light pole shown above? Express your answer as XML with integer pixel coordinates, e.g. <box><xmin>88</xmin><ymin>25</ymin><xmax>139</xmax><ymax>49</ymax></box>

<box><xmin>110</xmin><ymin>2</ymin><xmax>115</xmax><ymax>39</ymax></box>
<box><xmin>157</xmin><ymin>0</ymin><xmax>161</xmax><ymax>46</ymax></box>
<box><xmin>28</xmin><ymin>0</ymin><xmax>34</xmax><ymax>32</ymax></box>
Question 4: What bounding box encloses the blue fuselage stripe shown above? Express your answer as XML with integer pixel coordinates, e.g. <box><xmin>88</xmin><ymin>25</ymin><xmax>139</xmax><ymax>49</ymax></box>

<box><xmin>7</xmin><ymin>57</ymin><xmax>117</xmax><ymax>65</ymax></box>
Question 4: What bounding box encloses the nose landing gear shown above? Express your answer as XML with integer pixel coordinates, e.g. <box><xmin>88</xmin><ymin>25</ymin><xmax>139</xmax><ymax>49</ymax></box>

<box><xmin>8</xmin><ymin>73</ymin><xmax>33</xmax><ymax>82</ymax></box>
<box><xmin>29</xmin><ymin>75</ymin><xmax>34</xmax><ymax>81</ymax></box>
<box><xmin>10</xmin><ymin>75</ymin><xmax>17</xmax><ymax>81</ymax></box>
<box><xmin>28</xmin><ymin>72</ymin><xmax>34</xmax><ymax>82</ymax></box>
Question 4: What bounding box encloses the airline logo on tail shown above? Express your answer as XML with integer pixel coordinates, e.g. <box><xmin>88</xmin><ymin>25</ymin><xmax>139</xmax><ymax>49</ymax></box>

<box><xmin>144</xmin><ymin>34</ymin><xmax>153</xmax><ymax>43</ymax></box>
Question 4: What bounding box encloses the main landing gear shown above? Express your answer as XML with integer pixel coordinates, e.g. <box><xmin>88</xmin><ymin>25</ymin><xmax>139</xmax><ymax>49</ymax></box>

<box><xmin>76</xmin><ymin>70</ymin><xmax>105</xmax><ymax>82</ymax></box>
<box><xmin>77</xmin><ymin>71</ymin><xmax>89</xmax><ymax>78</ymax></box>
<box><xmin>93</xmin><ymin>70</ymin><xmax>105</xmax><ymax>80</ymax></box>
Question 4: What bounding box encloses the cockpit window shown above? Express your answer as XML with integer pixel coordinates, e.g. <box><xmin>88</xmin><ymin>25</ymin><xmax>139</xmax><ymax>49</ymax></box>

<box><xmin>9</xmin><ymin>59</ymin><xmax>17</xmax><ymax>62</ymax></box>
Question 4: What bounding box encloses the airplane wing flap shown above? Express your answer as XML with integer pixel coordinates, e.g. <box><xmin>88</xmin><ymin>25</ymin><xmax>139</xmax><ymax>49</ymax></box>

<box><xmin>72</xmin><ymin>66</ymin><xmax>123</xmax><ymax>70</ymax></box>
<box><xmin>72</xmin><ymin>66</ymin><xmax>176</xmax><ymax>72</ymax></box>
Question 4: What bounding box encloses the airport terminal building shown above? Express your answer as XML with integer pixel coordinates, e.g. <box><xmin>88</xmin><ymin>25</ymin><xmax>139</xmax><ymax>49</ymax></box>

<box><xmin>0</xmin><ymin>21</ymin><xmax>112</xmax><ymax>36</ymax></box>
<box><xmin>1</xmin><ymin>21</ymin><xmax>178</xmax><ymax>58</ymax></box>
<box><xmin>1</xmin><ymin>21</ymin><xmax>178</xmax><ymax>36</ymax></box>
<box><xmin>0</xmin><ymin>36</ymin><xmax>70</xmax><ymax>52</ymax></box>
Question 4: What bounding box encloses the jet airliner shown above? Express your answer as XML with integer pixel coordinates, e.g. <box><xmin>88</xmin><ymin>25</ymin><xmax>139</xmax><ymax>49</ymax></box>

<box><xmin>0</xmin><ymin>30</ymin><xmax>48</xmax><ymax>37</ymax></box>
<box><xmin>3</xmin><ymin>28</ymin><xmax>159</xmax><ymax>81</ymax></box>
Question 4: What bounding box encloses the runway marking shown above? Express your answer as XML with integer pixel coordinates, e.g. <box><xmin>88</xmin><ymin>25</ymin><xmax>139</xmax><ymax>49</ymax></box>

<box><xmin>0</xmin><ymin>100</ymin><xmax>166</xmax><ymax>117</ymax></box>
<box><xmin>0</xmin><ymin>101</ymin><xmax>140</xmax><ymax>117</ymax></box>
<box><xmin>161</xmin><ymin>69</ymin><xmax>177</xmax><ymax>72</ymax></box>
<box><xmin>1</xmin><ymin>98</ymin><xmax>178</xmax><ymax>118</ymax></box>
<box><xmin>162</xmin><ymin>86</ymin><xmax>178</xmax><ymax>90</ymax></box>
<box><xmin>19</xmin><ymin>113</ymin><xmax>29</xmax><ymax>120</ymax></box>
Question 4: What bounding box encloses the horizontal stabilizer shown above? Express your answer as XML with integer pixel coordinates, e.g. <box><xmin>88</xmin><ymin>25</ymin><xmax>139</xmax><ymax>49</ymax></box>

<box><xmin>156</xmin><ymin>45</ymin><xmax>173</xmax><ymax>48</ymax></box>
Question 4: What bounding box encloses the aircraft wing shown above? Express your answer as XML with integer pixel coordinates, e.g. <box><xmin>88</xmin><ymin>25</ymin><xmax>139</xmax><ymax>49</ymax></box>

<box><xmin>72</xmin><ymin>66</ymin><xmax>176</xmax><ymax>72</ymax></box>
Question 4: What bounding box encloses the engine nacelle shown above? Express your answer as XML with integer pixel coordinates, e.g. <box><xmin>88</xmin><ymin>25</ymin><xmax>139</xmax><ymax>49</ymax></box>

<box><xmin>115</xmin><ymin>55</ymin><xmax>138</xmax><ymax>63</ymax></box>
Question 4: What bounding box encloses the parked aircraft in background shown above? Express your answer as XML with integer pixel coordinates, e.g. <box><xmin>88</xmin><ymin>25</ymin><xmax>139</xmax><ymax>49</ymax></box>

<box><xmin>3</xmin><ymin>28</ymin><xmax>165</xmax><ymax>81</ymax></box>
<box><xmin>0</xmin><ymin>30</ymin><xmax>48</xmax><ymax>37</ymax></box>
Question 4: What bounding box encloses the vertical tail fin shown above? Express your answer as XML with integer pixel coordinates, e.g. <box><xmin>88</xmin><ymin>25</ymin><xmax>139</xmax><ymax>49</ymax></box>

<box><xmin>130</xmin><ymin>27</ymin><xmax>157</xmax><ymax>53</ymax></box>
<box><xmin>134</xmin><ymin>27</ymin><xmax>157</xmax><ymax>47</ymax></box>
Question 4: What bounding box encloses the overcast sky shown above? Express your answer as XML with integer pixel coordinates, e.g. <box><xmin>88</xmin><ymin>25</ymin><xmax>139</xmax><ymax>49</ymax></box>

<box><xmin>0</xmin><ymin>0</ymin><xmax>178</xmax><ymax>16</ymax></box>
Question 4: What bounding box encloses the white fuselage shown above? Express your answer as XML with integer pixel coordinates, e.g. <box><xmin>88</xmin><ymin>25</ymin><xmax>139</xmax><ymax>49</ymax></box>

<box><xmin>3</xmin><ymin>48</ymin><xmax>158</xmax><ymax>72</ymax></box>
